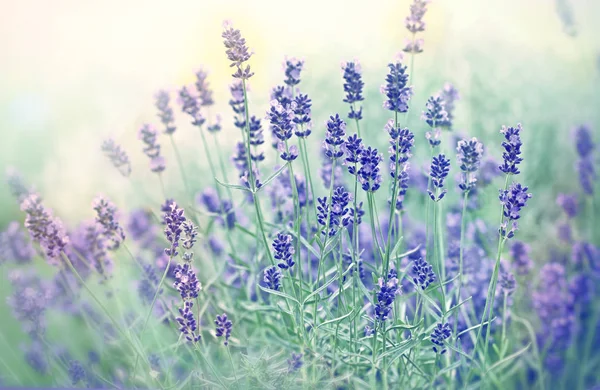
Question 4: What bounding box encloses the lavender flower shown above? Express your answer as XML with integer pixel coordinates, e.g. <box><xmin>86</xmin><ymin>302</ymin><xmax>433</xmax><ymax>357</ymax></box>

<box><xmin>412</xmin><ymin>257</ymin><xmax>436</xmax><ymax>289</ymax></box>
<box><xmin>317</xmin><ymin>186</ymin><xmax>351</xmax><ymax>237</ymax></box>
<box><xmin>194</xmin><ymin>68</ymin><xmax>214</xmax><ymax>107</ymax></box>
<box><xmin>5</xmin><ymin>167</ymin><xmax>32</xmax><ymax>202</ymax></box>
<box><xmin>499</xmin><ymin>270</ymin><xmax>516</xmax><ymax>294</ymax></box>
<box><xmin>574</xmin><ymin>125</ymin><xmax>596</xmax><ymax>195</ymax></box>
<box><xmin>222</xmin><ymin>21</ymin><xmax>254</xmax><ymax>79</ymax></box>
<box><xmin>456</xmin><ymin>137</ymin><xmax>484</xmax><ymax>192</ymax></box>
<box><xmin>423</xmin><ymin>95</ymin><xmax>448</xmax><ymax>147</ymax></box>
<box><xmin>439</xmin><ymin>83</ymin><xmax>459</xmax><ymax>129</ymax></box>
<box><xmin>287</xmin><ymin>353</ymin><xmax>303</xmax><ymax>373</ymax></box>
<box><xmin>215</xmin><ymin>313</ymin><xmax>233</xmax><ymax>346</ymax></box>
<box><xmin>138</xmin><ymin>124</ymin><xmax>166</xmax><ymax>173</ymax></box>
<box><xmin>267</xmin><ymin>100</ymin><xmax>297</xmax><ymax>161</ymax></box>
<box><xmin>499</xmin><ymin>124</ymin><xmax>524</xmax><ymax>175</ymax></box>
<box><xmin>374</xmin><ymin>275</ymin><xmax>400</xmax><ymax>323</ymax></box>
<box><xmin>499</xmin><ymin>183</ymin><xmax>532</xmax><ymax>238</ymax></box>
<box><xmin>403</xmin><ymin>0</ymin><xmax>429</xmax><ymax>54</ymax></box>
<box><xmin>273</xmin><ymin>232</ymin><xmax>295</xmax><ymax>270</ymax></box>
<box><xmin>173</xmin><ymin>263</ymin><xmax>201</xmax><ymax>300</ymax></box>
<box><xmin>427</xmin><ymin>154</ymin><xmax>450</xmax><ymax>201</ymax></box>
<box><xmin>292</xmin><ymin>93</ymin><xmax>312</xmax><ymax>137</ymax></box>
<box><xmin>0</xmin><ymin>221</ymin><xmax>35</xmax><ymax>264</ymax></box>
<box><xmin>178</xmin><ymin>85</ymin><xmax>205</xmax><ymax>127</ymax></box>
<box><xmin>323</xmin><ymin>114</ymin><xmax>347</xmax><ymax>159</ymax></box>
<box><xmin>8</xmin><ymin>270</ymin><xmax>53</xmax><ymax>336</ymax></box>
<box><xmin>138</xmin><ymin>262</ymin><xmax>162</xmax><ymax>304</ymax></box>
<box><xmin>382</xmin><ymin>58</ymin><xmax>412</xmax><ymax>113</ymax></box>
<box><xmin>341</xmin><ymin>61</ymin><xmax>364</xmax><ymax>121</ymax></box>
<box><xmin>556</xmin><ymin>193</ymin><xmax>578</xmax><ymax>219</ymax></box>
<box><xmin>176</xmin><ymin>301</ymin><xmax>201</xmax><ymax>343</ymax></box>
<box><xmin>510</xmin><ymin>241</ymin><xmax>532</xmax><ymax>275</ymax></box>
<box><xmin>405</xmin><ymin>0</ymin><xmax>428</xmax><ymax>33</ymax></box>
<box><xmin>431</xmin><ymin>322</ymin><xmax>451</xmax><ymax>354</ymax></box>
<box><xmin>164</xmin><ymin>202</ymin><xmax>186</xmax><ymax>257</ymax></box>
<box><xmin>21</xmin><ymin>194</ymin><xmax>69</xmax><ymax>262</ymax></box>
<box><xmin>155</xmin><ymin>90</ymin><xmax>176</xmax><ymax>134</ymax></box>
<box><xmin>387</xmin><ymin>121</ymin><xmax>415</xmax><ymax>210</ymax></box>
<box><xmin>101</xmin><ymin>139</ymin><xmax>131</xmax><ymax>177</ymax></box>
<box><xmin>248</xmin><ymin>116</ymin><xmax>265</xmax><ymax>162</ymax></box>
<box><xmin>264</xmin><ymin>266</ymin><xmax>283</xmax><ymax>291</ymax></box>
<box><xmin>357</xmin><ymin>146</ymin><xmax>383</xmax><ymax>192</ymax></box>
<box><xmin>283</xmin><ymin>57</ymin><xmax>304</xmax><ymax>86</ymax></box>
<box><xmin>23</xmin><ymin>342</ymin><xmax>48</xmax><ymax>374</ymax></box>
<box><xmin>92</xmin><ymin>196</ymin><xmax>125</xmax><ymax>250</ymax></box>
<box><xmin>68</xmin><ymin>360</ymin><xmax>86</xmax><ymax>385</ymax></box>
<box><xmin>207</xmin><ymin>115</ymin><xmax>222</xmax><ymax>133</ymax></box>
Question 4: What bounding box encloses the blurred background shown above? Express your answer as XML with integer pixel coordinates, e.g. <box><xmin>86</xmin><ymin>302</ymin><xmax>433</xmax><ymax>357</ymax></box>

<box><xmin>1</xmin><ymin>0</ymin><xmax>599</xmax><ymax>224</ymax></box>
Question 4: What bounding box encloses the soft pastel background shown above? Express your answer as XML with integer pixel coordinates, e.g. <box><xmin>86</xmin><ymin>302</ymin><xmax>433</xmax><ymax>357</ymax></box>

<box><xmin>1</xmin><ymin>0</ymin><xmax>599</xmax><ymax>223</ymax></box>
<box><xmin>0</xmin><ymin>0</ymin><xmax>599</xmax><ymax>385</ymax></box>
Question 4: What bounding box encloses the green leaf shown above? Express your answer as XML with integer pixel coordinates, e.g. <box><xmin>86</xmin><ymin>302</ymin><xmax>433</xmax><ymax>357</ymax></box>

<box><xmin>258</xmin><ymin>285</ymin><xmax>300</xmax><ymax>306</ymax></box>
<box><xmin>384</xmin><ymin>318</ymin><xmax>423</xmax><ymax>334</ymax></box>
<box><xmin>485</xmin><ymin>343</ymin><xmax>531</xmax><ymax>376</ymax></box>
<box><xmin>315</xmin><ymin>309</ymin><xmax>354</xmax><ymax>329</ymax></box>
<box><xmin>215</xmin><ymin>177</ymin><xmax>252</xmax><ymax>192</ymax></box>
<box><xmin>391</xmin><ymin>242</ymin><xmax>422</xmax><ymax>260</ymax></box>
<box><xmin>255</xmin><ymin>164</ymin><xmax>288</xmax><ymax>191</ymax></box>
<box><xmin>377</xmin><ymin>338</ymin><xmax>419</xmax><ymax>363</ymax></box>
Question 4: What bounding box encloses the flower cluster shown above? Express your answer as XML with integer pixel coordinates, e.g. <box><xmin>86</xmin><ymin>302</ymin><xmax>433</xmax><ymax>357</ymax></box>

<box><xmin>431</xmin><ymin>322</ymin><xmax>451</xmax><ymax>354</ymax></box>
<box><xmin>341</xmin><ymin>61</ymin><xmax>364</xmax><ymax>121</ymax></box>
<box><xmin>164</xmin><ymin>202</ymin><xmax>186</xmax><ymax>257</ymax></box>
<box><xmin>177</xmin><ymin>301</ymin><xmax>201</xmax><ymax>343</ymax></box>
<box><xmin>5</xmin><ymin>167</ymin><xmax>32</xmax><ymax>203</ymax></box>
<box><xmin>92</xmin><ymin>196</ymin><xmax>125</xmax><ymax>250</ymax></box>
<box><xmin>423</xmin><ymin>95</ymin><xmax>448</xmax><ymax>147</ymax></box>
<box><xmin>222</xmin><ymin>21</ymin><xmax>254</xmax><ymax>79</ymax></box>
<box><xmin>267</xmin><ymin>100</ymin><xmax>297</xmax><ymax>161</ymax></box>
<box><xmin>439</xmin><ymin>83</ymin><xmax>459</xmax><ymax>129</ymax></box>
<box><xmin>178</xmin><ymin>85</ymin><xmax>205</xmax><ymax>127</ymax></box>
<box><xmin>509</xmin><ymin>240</ymin><xmax>532</xmax><ymax>275</ymax></box>
<box><xmin>287</xmin><ymin>353</ymin><xmax>303</xmax><ymax>373</ymax></box>
<box><xmin>403</xmin><ymin>0</ymin><xmax>429</xmax><ymax>54</ymax></box>
<box><xmin>498</xmin><ymin>124</ymin><xmax>524</xmax><ymax>175</ymax></box>
<box><xmin>456</xmin><ymin>137</ymin><xmax>484</xmax><ymax>192</ymax></box>
<box><xmin>412</xmin><ymin>257</ymin><xmax>436</xmax><ymax>289</ymax></box>
<box><xmin>195</xmin><ymin>68</ymin><xmax>214</xmax><ymax>107</ymax></box>
<box><xmin>173</xmin><ymin>263</ymin><xmax>202</xmax><ymax>300</ymax></box>
<box><xmin>273</xmin><ymin>232</ymin><xmax>295</xmax><ymax>270</ymax></box>
<box><xmin>155</xmin><ymin>90</ymin><xmax>176</xmax><ymax>134</ymax></box>
<box><xmin>499</xmin><ymin>183</ymin><xmax>532</xmax><ymax>238</ymax></box>
<box><xmin>264</xmin><ymin>266</ymin><xmax>283</xmax><ymax>291</ymax></box>
<box><xmin>215</xmin><ymin>313</ymin><xmax>233</xmax><ymax>346</ymax></box>
<box><xmin>0</xmin><ymin>221</ymin><xmax>35</xmax><ymax>264</ymax></box>
<box><xmin>382</xmin><ymin>59</ymin><xmax>412</xmax><ymax>113</ymax></box>
<box><xmin>317</xmin><ymin>186</ymin><xmax>351</xmax><ymax>237</ymax></box>
<box><xmin>101</xmin><ymin>139</ymin><xmax>131</xmax><ymax>177</ymax></box>
<box><xmin>292</xmin><ymin>94</ymin><xmax>312</xmax><ymax>138</ymax></box>
<box><xmin>387</xmin><ymin>121</ymin><xmax>415</xmax><ymax>211</ymax></box>
<box><xmin>574</xmin><ymin>124</ymin><xmax>596</xmax><ymax>195</ymax></box>
<box><xmin>138</xmin><ymin>124</ymin><xmax>165</xmax><ymax>173</ymax></box>
<box><xmin>323</xmin><ymin>114</ymin><xmax>347</xmax><ymax>159</ymax></box>
<box><xmin>283</xmin><ymin>57</ymin><xmax>304</xmax><ymax>86</ymax></box>
<box><xmin>374</xmin><ymin>273</ymin><xmax>401</xmax><ymax>323</ymax></box>
<box><xmin>427</xmin><ymin>154</ymin><xmax>450</xmax><ymax>201</ymax></box>
<box><xmin>21</xmin><ymin>194</ymin><xmax>69</xmax><ymax>263</ymax></box>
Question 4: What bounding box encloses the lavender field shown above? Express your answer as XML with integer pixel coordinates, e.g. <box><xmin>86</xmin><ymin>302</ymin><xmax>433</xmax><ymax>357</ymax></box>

<box><xmin>1</xmin><ymin>0</ymin><xmax>600</xmax><ymax>389</ymax></box>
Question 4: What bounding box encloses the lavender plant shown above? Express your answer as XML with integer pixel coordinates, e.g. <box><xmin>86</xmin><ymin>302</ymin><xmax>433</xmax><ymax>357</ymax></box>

<box><xmin>3</xmin><ymin>3</ymin><xmax>599</xmax><ymax>389</ymax></box>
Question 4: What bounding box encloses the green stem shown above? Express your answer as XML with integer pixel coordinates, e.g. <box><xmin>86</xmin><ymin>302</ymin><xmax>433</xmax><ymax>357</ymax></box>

<box><xmin>454</xmin><ymin>191</ymin><xmax>469</xmax><ymax>336</ymax></box>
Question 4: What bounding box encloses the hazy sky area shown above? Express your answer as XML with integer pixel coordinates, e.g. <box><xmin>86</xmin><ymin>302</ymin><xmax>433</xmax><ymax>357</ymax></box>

<box><xmin>0</xmin><ymin>0</ymin><xmax>598</xmax><ymax>221</ymax></box>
